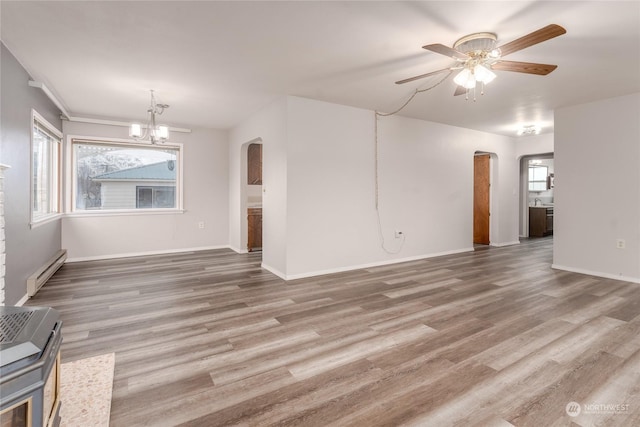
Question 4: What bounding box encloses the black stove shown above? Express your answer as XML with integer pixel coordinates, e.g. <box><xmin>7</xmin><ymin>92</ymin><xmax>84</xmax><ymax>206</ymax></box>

<box><xmin>1</xmin><ymin>306</ymin><xmax>62</xmax><ymax>427</ymax></box>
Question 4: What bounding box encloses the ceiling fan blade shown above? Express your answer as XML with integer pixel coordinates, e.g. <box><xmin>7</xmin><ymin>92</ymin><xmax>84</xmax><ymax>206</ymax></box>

<box><xmin>395</xmin><ymin>68</ymin><xmax>452</xmax><ymax>85</ymax></box>
<box><xmin>453</xmin><ymin>85</ymin><xmax>467</xmax><ymax>96</ymax></box>
<box><xmin>422</xmin><ymin>43</ymin><xmax>470</xmax><ymax>60</ymax></box>
<box><xmin>491</xmin><ymin>60</ymin><xmax>558</xmax><ymax>75</ymax></box>
<box><xmin>496</xmin><ymin>24</ymin><xmax>566</xmax><ymax>57</ymax></box>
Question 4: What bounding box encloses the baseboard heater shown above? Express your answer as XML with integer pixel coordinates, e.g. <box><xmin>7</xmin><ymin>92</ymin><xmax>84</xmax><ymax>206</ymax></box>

<box><xmin>27</xmin><ymin>249</ymin><xmax>67</xmax><ymax>297</ymax></box>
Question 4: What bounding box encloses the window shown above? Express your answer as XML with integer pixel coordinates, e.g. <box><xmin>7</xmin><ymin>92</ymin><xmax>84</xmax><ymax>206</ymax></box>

<box><xmin>71</xmin><ymin>139</ymin><xmax>181</xmax><ymax>212</ymax></box>
<box><xmin>31</xmin><ymin>110</ymin><xmax>62</xmax><ymax>224</ymax></box>
<box><xmin>528</xmin><ymin>165</ymin><xmax>548</xmax><ymax>191</ymax></box>
<box><xmin>136</xmin><ymin>186</ymin><xmax>175</xmax><ymax>208</ymax></box>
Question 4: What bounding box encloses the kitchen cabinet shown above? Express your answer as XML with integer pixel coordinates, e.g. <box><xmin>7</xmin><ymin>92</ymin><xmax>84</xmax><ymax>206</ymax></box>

<box><xmin>248</xmin><ymin>208</ymin><xmax>262</xmax><ymax>251</ymax></box>
<box><xmin>248</xmin><ymin>143</ymin><xmax>262</xmax><ymax>185</ymax></box>
<box><xmin>529</xmin><ymin>206</ymin><xmax>553</xmax><ymax>237</ymax></box>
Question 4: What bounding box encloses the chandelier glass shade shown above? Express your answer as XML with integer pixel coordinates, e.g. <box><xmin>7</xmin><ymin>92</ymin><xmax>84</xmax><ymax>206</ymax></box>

<box><xmin>129</xmin><ymin>90</ymin><xmax>170</xmax><ymax>144</ymax></box>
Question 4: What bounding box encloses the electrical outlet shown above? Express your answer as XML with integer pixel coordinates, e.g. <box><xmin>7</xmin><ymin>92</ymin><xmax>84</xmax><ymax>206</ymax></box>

<box><xmin>198</xmin><ymin>221</ymin><xmax>205</xmax><ymax>229</ymax></box>
<box><xmin>395</xmin><ymin>230</ymin><xmax>403</xmax><ymax>239</ymax></box>
<box><xmin>616</xmin><ymin>239</ymin><xmax>626</xmax><ymax>249</ymax></box>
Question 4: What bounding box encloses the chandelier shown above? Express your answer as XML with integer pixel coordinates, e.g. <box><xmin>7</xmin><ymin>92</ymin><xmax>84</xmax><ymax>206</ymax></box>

<box><xmin>129</xmin><ymin>90</ymin><xmax>170</xmax><ymax>144</ymax></box>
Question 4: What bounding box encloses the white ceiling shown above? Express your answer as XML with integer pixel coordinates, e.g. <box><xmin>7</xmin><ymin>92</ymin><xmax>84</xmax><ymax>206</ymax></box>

<box><xmin>2</xmin><ymin>1</ymin><xmax>639</xmax><ymax>136</ymax></box>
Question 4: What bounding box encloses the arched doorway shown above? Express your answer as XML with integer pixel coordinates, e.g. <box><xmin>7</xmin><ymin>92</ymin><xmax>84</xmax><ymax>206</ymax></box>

<box><xmin>519</xmin><ymin>153</ymin><xmax>554</xmax><ymax>238</ymax></box>
<box><xmin>246</xmin><ymin>142</ymin><xmax>263</xmax><ymax>251</ymax></box>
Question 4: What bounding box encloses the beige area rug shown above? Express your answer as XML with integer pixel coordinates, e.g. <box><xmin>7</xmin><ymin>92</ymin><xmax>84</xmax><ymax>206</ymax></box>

<box><xmin>60</xmin><ymin>353</ymin><xmax>115</xmax><ymax>427</ymax></box>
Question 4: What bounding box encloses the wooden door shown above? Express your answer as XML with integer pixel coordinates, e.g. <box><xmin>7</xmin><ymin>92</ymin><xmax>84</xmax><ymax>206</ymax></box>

<box><xmin>473</xmin><ymin>154</ymin><xmax>490</xmax><ymax>244</ymax></box>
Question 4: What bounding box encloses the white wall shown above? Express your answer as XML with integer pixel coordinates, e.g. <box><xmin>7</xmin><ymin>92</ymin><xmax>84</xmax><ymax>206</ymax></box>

<box><xmin>228</xmin><ymin>96</ymin><xmax>568</xmax><ymax>280</ymax></box>
<box><xmin>62</xmin><ymin>121</ymin><xmax>229</xmax><ymax>260</ymax></box>
<box><xmin>286</xmin><ymin>98</ymin><xmax>380</xmax><ymax>277</ymax></box>
<box><xmin>260</xmin><ymin>96</ymin><xmax>528</xmax><ymax>278</ymax></box>
<box><xmin>513</xmin><ymin>133</ymin><xmax>554</xmax><ymax>159</ymax></box>
<box><xmin>228</xmin><ymin>97</ymin><xmax>288</xmax><ymax>275</ymax></box>
<box><xmin>554</xmin><ymin>93</ymin><xmax>640</xmax><ymax>282</ymax></box>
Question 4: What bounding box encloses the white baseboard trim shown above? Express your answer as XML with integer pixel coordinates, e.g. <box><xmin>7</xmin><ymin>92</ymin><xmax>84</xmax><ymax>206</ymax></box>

<box><xmin>66</xmin><ymin>245</ymin><xmax>232</xmax><ymax>263</ymax></box>
<box><xmin>65</xmin><ymin>245</ymin><xmax>490</xmax><ymax>283</ymax></box>
<box><xmin>280</xmin><ymin>247</ymin><xmax>475</xmax><ymax>281</ymax></box>
<box><xmin>491</xmin><ymin>240</ymin><xmax>521</xmax><ymax>247</ymax></box>
<box><xmin>261</xmin><ymin>262</ymin><xmax>287</xmax><ymax>280</ymax></box>
<box><xmin>15</xmin><ymin>294</ymin><xmax>29</xmax><ymax>306</ymax></box>
<box><xmin>551</xmin><ymin>264</ymin><xmax>640</xmax><ymax>284</ymax></box>
<box><xmin>229</xmin><ymin>245</ymin><xmax>249</xmax><ymax>254</ymax></box>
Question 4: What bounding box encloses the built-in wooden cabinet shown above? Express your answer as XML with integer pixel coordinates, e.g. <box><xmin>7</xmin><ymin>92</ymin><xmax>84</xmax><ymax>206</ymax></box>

<box><xmin>529</xmin><ymin>206</ymin><xmax>553</xmax><ymax>237</ymax></box>
<box><xmin>248</xmin><ymin>208</ymin><xmax>262</xmax><ymax>251</ymax></box>
<box><xmin>248</xmin><ymin>143</ymin><xmax>262</xmax><ymax>185</ymax></box>
<box><xmin>247</xmin><ymin>144</ymin><xmax>262</xmax><ymax>251</ymax></box>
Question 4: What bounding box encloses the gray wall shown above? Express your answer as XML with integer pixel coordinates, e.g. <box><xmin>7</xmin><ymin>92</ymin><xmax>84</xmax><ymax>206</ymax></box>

<box><xmin>1</xmin><ymin>43</ymin><xmax>62</xmax><ymax>305</ymax></box>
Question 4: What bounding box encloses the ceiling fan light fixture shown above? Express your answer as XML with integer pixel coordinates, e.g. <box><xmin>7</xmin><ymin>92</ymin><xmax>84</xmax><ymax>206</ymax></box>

<box><xmin>397</xmin><ymin>24</ymin><xmax>566</xmax><ymax>103</ymax></box>
<box><xmin>453</xmin><ymin>68</ymin><xmax>476</xmax><ymax>89</ymax></box>
<box><xmin>453</xmin><ymin>32</ymin><xmax>497</xmax><ymax>54</ymax></box>
<box><xmin>474</xmin><ymin>64</ymin><xmax>496</xmax><ymax>84</ymax></box>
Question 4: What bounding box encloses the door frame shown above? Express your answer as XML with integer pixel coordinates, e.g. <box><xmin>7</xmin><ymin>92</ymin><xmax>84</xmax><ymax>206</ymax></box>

<box><xmin>239</xmin><ymin>138</ymin><xmax>263</xmax><ymax>253</ymax></box>
<box><xmin>473</xmin><ymin>151</ymin><xmax>498</xmax><ymax>245</ymax></box>
<box><xmin>518</xmin><ymin>152</ymin><xmax>553</xmax><ymax>238</ymax></box>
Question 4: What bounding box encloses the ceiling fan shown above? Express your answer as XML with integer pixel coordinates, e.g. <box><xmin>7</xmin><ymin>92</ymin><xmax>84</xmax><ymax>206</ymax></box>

<box><xmin>396</xmin><ymin>24</ymin><xmax>566</xmax><ymax>97</ymax></box>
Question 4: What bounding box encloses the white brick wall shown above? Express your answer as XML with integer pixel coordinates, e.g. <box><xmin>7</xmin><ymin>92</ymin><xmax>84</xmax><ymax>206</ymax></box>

<box><xmin>0</xmin><ymin>164</ymin><xmax>9</xmax><ymax>305</ymax></box>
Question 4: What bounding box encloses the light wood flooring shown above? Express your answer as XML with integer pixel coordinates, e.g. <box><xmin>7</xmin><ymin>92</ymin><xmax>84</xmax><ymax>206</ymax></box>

<box><xmin>27</xmin><ymin>238</ymin><xmax>640</xmax><ymax>426</ymax></box>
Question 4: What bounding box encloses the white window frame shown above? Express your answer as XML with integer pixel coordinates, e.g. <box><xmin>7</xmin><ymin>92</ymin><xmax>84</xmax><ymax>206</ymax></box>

<box><xmin>66</xmin><ymin>136</ymin><xmax>184</xmax><ymax>216</ymax></box>
<box><xmin>31</xmin><ymin>109</ymin><xmax>62</xmax><ymax>227</ymax></box>
<box><xmin>528</xmin><ymin>165</ymin><xmax>548</xmax><ymax>192</ymax></box>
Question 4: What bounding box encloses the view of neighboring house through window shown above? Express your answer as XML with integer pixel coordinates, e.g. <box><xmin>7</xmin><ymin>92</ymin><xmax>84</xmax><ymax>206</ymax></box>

<box><xmin>31</xmin><ymin>110</ymin><xmax>61</xmax><ymax>224</ymax></box>
<box><xmin>136</xmin><ymin>186</ymin><xmax>175</xmax><ymax>208</ymax></box>
<box><xmin>72</xmin><ymin>140</ymin><xmax>181</xmax><ymax>211</ymax></box>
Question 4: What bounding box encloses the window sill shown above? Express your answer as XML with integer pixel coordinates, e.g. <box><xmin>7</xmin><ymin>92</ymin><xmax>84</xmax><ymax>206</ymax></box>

<box><xmin>65</xmin><ymin>209</ymin><xmax>186</xmax><ymax>219</ymax></box>
<box><xmin>30</xmin><ymin>213</ymin><xmax>63</xmax><ymax>229</ymax></box>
